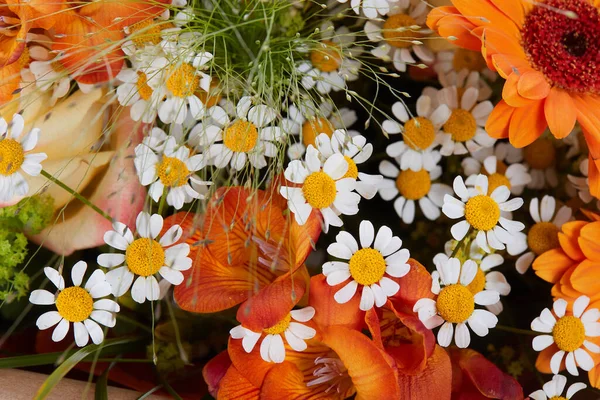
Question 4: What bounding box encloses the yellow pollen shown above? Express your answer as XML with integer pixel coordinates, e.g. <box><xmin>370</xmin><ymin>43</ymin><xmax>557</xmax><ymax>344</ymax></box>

<box><xmin>549</xmin><ymin>397</ymin><xmax>567</xmax><ymax>400</ymax></box>
<box><xmin>552</xmin><ymin>316</ymin><xmax>585</xmax><ymax>352</ymax></box>
<box><xmin>436</xmin><ymin>284</ymin><xmax>475</xmax><ymax>323</ymax></box>
<box><xmin>0</xmin><ymin>139</ymin><xmax>25</xmax><ymax>176</ymax></box>
<box><xmin>342</xmin><ymin>156</ymin><xmax>358</xmax><ymax>179</ymax></box>
<box><xmin>157</xmin><ymin>156</ymin><xmax>190</xmax><ymax>187</ymax></box>
<box><xmin>527</xmin><ymin>222</ymin><xmax>560</xmax><ymax>255</ymax></box>
<box><xmin>301</xmin><ymin>117</ymin><xmax>334</xmax><ymax>147</ymax></box>
<box><xmin>382</xmin><ymin>14</ymin><xmax>420</xmax><ymax>49</ymax></box>
<box><xmin>126</xmin><ymin>238</ymin><xmax>165</xmax><ymax>277</ymax></box>
<box><xmin>310</xmin><ymin>40</ymin><xmax>342</xmax><ymax>72</ymax></box>
<box><xmin>264</xmin><ymin>313</ymin><xmax>291</xmax><ymax>335</ymax></box>
<box><xmin>128</xmin><ymin>19</ymin><xmax>164</xmax><ymax>47</ymax></box>
<box><xmin>55</xmin><ymin>287</ymin><xmax>93</xmax><ymax>323</ymax></box>
<box><xmin>466</xmin><ymin>268</ymin><xmax>486</xmax><ymax>295</ymax></box>
<box><xmin>404</xmin><ymin>117</ymin><xmax>435</xmax><ymax>150</ymax></box>
<box><xmin>166</xmin><ymin>63</ymin><xmax>199</xmax><ymax>98</ymax></box>
<box><xmin>395</xmin><ymin>169</ymin><xmax>431</xmax><ymax>200</ymax></box>
<box><xmin>302</xmin><ymin>171</ymin><xmax>337</xmax><ymax>209</ymax></box>
<box><xmin>452</xmin><ymin>48</ymin><xmax>487</xmax><ymax>72</ymax></box>
<box><xmin>486</xmin><ymin>173</ymin><xmax>511</xmax><ymax>195</ymax></box>
<box><xmin>443</xmin><ymin>109</ymin><xmax>477</xmax><ymax>142</ymax></box>
<box><xmin>136</xmin><ymin>71</ymin><xmax>153</xmax><ymax>101</ymax></box>
<box><xmin>464</xmin><ymin>195</ymin><xmax>500</xmax><ymax>231</ymax></box>
<box><xmin>348</xmin><ymin>248</ymin><xmax>386</xmax><ymax>286</ymax></box>
<box><xmin>223</xmin><ymin>120</ymin><xmax>259</xmax><ymax>153</ymax></box>
<box><xmin>523</xmin><ymin>139</ymin><xmax>556</xmax><ymax>170</ymax></box>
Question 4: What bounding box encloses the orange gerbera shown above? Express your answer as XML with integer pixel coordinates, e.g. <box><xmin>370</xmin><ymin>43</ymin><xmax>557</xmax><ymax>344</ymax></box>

<box><xmin>428</xmin><ymin>0</ymin><xmax>600</xmax><ymax>198</ymax></box>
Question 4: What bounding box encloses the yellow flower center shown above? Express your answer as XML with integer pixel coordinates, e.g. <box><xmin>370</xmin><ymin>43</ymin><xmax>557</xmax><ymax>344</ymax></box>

<box><xmin>166</xmin><ymin>63</ymin><xmax>199</xmax><ymax>98</ymax></box>
<box><xmin>196</xmin><ymin>78</ymin><xmax>222</xmax><ymax>108</ymax></box>
<box><xmin>0</xmin><ymin>139</ymin><xmax>25</xmax><ymax>176</ymax></box>
<box><xmin>348</xmin><ymin>248</ymin><xmax>387</xmax><ymax>286</ymax></box>
<box><xmin>301</xmin><ymin>117</ymin><xmax>334</xmax><ymax>147</ymax></box>
<box><xmin>466</xmin><ymin>268</ymin><xmax>486</xmax><ymax>295</ymax></box>
<box><xmin>223</xmin><ymin>120</ymin><xmax>259</xmax><ymax>153</ymax></box>
<box><xmin>437</xmin><ymin>284</ymin><xmax>475</xmax><ymax>323</ymax></box>
<box><xmin>527</xmin><ymin>222</ymin><xmax>560</xmax><ymax>255</ymax></box>
<box><xmin>382</xmin><ymin>14</ymin><xmax>420</xmax><ymax>49</ymax></box>
<box><xmin>342</xmin><ymin>156</ymin><xmax>358</xmax><ymax>179</ymax></box>
<box><xmin>55</xmin><ymin>287</ymin><xmax>93</xmax><ymax>323</ymax></box>
<box><xmin>302</xmin><ymin>171</ymin><xmax>337</xmax><ymax>209</ymax></box>
<box><xmin>136</xmin><ymin>71</ymin><xmax>153</xmax><ymax>101</ymax></box>
<box><xmin>404</xmin><ymin>117</ymin><xmax>435</xmax><ymax>150</ymax></box>
<box><xmin>264</xmin><ymin>313</ymin><xmax>291</xmax><ymax>335</ymax></box>
<box><xmin>126</xmin><ymin>238</ymin><xmax>165</xmax><ymax>276</ymax></box>
<box><xmin>486</xmin><ymin>173</ymin><xmax>511</xmax><ymax>195</ymax></box>
<box><xmin>452</xmin><ymin>48</ymin><xmax>487</xmax><ymax>72</ymax></box>
<box><xmin>549</xmin><ymin>397</ymin><xmax>568</xmax><ymax>400</ymax></box>
<box><xmin>310</xmin><ymin>40</ymin><xmax>342</xmax><ymax>72</ymax></box>
<box><xmin>443</xmin><ymin>109</ymin><xmax>477</xmax><ymax>142</ymax></box>
<box><xmin>395</xmin><ymin>169</ymin><xmax>431</xmax><ymax>200</ymax></box>
<box><xmin>523</xmin><ymin>139</ymin><xmax>556</xmax><ymax>170</ymax></box>
<box><xmin>157</xmin><ymin>156</ymin><xmax>190</xmax><ymax>187</ymax></box>
<box><xmin>464</xmin><ymin>195</ymin><xmax>500</xmax><ymax>231</ymax></box>
<box><xmin>552</xmin><ymin>315</ymin><xmax>585</xmax><ymax>352</ymax></box>
<box><xmin>128</xmin><ymin>19</ymin><xmax>164</xmax><ymax>47</ymax></box>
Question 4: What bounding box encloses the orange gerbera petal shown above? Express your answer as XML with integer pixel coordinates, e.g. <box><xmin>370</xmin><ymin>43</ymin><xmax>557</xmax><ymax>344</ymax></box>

<box><xmin>489</xmin><ymin>0</ymin><xmax>527</xmax><ymax>26</ymax></box>
<box><xmin>545</xmin><ymin>87</ymin><xmax>577</xmax><ymax>139</ymax></box>
<box><xmin>426</xmin><ymin>7</ymin><xmax>482</xmax><ymax>52</ymax></box>
<box><xmin>451</xmin><ymin>0</ymin><xmax>520</xmax><ymax>38</ymax></box>
<box><xmin>579</xmin><ymin>221</ymin><xmax>600</xmax><ymax>262</ymax></box>
<box><xmin>535</xmin><ymin>344</ymin><xmax>561</xmax><ymax>374</ymax></box>
<box><xmin>570</xmin><ymin>260</ymin><xmax>600</xmax><ymax>296</ymax></box>
<box><xmin>559</xmin><ymin>220</ymin><xmax>587</xmax><ymax>261</ymax></box>
<box><xmin>589</xmin><ymin>156</ymin><xmax>600</xmax><ymax>200</ymax></box>
<box><xmin>217</xmin><ymin>365</ymin><xmax>260</xmax><ymax>400</ymax></box>
<box><xmin>476</xmin><ymin>27</ymin><xmax>526</xmax><ymax>64</ymax></box>
<box><xmin>397</xmin><ymin>345</ymin><xmax>451</xmax><ymax>400</ymax></box>
<box><xmin>485</xmin><ymin>100</ymin><xmax>514</xmax><ymax>139</ymax></box>
<box><xmin>491</xmin><ymin>54</ymin><xmax>533</xmax><ymax>79</ymax></box>
<box><xmin>508</xmin><ymin>99</ymin><xmax>547</xmax><ymax>148</ymax></box>
<box><xmin>308</xmin><ymin>275</ymin><xmax>365</xmax><ymax>331</ymax></box>
<box><xmin>517</xmin><ymin>71</ymin><xmax>551</xmax><ymax>100</ymax></box>
<box><xmin>502</xmin><ymin>73</ymin><xmax>535</xmax><ymax>108</ymax></box>
<box><xmin>533</xmin><ymin>249</ymin><xmax>576</xmax><ymax>283</ymax></box>
<box><xmin>573</xmin><ymin>94</ymin><xmax>600</xmax><ymax>161</ymax></box>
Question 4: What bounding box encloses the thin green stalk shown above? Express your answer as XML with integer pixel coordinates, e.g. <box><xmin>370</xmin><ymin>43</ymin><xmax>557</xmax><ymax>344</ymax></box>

<box><xmin>450</xmin><ymin>229</ymin><xmax>471</xmax><ymax>259</ymax></box>
<box><xmin>496</xmin><ymin>324</ymin><xmax>537</xmax><ymax>336</ymax></box>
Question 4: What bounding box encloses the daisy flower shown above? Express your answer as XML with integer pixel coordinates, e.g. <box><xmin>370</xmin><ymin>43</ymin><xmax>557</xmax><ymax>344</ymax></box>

<box><xmin>29</xmin><ymin>262</ymin><xmax>119</xmax><ymax>347</ymax></box>
<box><xmin>523</xmin><ymin>138</ymin><xmax>559</xmax><ymax>189</ymax></box>
<box><xmin>336</xmin><ymin>0</ymin><xmax>399</xmax><ymax>19</ymax></box>
<box><xmin>531</xmin><ymin>296</ymin><xmax>600</xmax><ymax>376</ymax></box>
<box><xmin>322</xmin><ymin>220</ymin><xmax>410</xmax><ymax>311</ymax></box>
<box><xmin>462</xmin><ymin>142</ymin><xmax>524</xmax><ymax>183</ymax></box>
<box><xmin>568</xmin><ymin>158</ymin><xmax>600</xmax><ymax>207</ymax></box>
<box><xmin>0</xmin><ymin>114</ymin><xmax>47</xmax><ymax>203</ymax></box>
<box><xmin>413</xmin><ymin>257</ymin><xmax>499</xmax><ymax>348</ymax></box>
<box><xmin>378</xmin><ymin>156</ymin><xmax>451</xmax><ymax>224</ymax></box>
<box><xmin>442</xmin><ymin>174</ymin><xmax>525</xmax><ymax>253</ymax></box>
<box><xmin>513</xmin><ymin>196</ymin><xmax>572</xmax><ymax>274</ymax></box>
<box><xmin>464</xmin><ymin>154</ymin><xmax>531</xmax><ymax>196</ymax></box>
<box><xmin>98</xmin><ymin>212</ymin><xmax>192</xmax><ymax>303</ymax></box>
<box><xmin>115</xmin><ymin>63</ymin><xmax>167</xmax><ymax>124</ymax></box>
<box><xmin>436</xmin><ymin>86</ymin><xmax>496</xmax><ymax>156</ymax></box>
<box><xmin>314</xmin><ymin>130</ymin><xmax>382</xmax><ymax>199</ymax></box>
<box><xmin>134</xmin><ymin>136</ymin><xmax>209</xmax><ymax>210</ymax></box>
<box><xmin>280</xmin><ymin>146</ymin><xmax>360</xmax><ymax>231</ymax></box>
<box><xmin>364</xmin><ymin>0</ymin><xmax>433</xmax><ymax>72</ymax></box>
<box><xmin>297</xmin><ymin>22</ymin><xmax>361</xmax><ymax>94</ymax></box>
<box><xmin>230</xmin><ymin>307</ymin><xmax>316</xmax><ymax>363</ymax></box>
<box><xmin>383</xmin><ymin>95</ymin><xmax>450</xmax><ymax>172</ymax></box>
<box><xmin>530</xmin><ymin>375</ymin><xmax>586</xmax><ymax>400</ymax></box>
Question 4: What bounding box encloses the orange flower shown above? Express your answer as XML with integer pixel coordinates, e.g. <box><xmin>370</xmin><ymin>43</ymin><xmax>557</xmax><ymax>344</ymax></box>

<box><xmin>428</xmin><ymin>0</ymin><xmax>600</xmax><ymax>197</ymax></box>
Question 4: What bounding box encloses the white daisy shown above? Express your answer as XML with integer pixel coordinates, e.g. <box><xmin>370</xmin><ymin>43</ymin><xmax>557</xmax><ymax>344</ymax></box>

<box><xmin>0</xmin><ymin>114</ymin><xmax>47</xmax><ymax>203</ymax></box>
<box><xmin>464</xmin><ymin>155</ymin><xmax>531</xmax><ymax>196</ymax></box>
<box><xmin>24</xmin><ymin>34</ymin><xmax>71</xmax><ymax>104</ymax></box>
<box><xmin>230</xmin><ymin>307</ymin><xmax>316</xmax><ymax>363</ymax></box>
<box><xmin>530</xmin><ymin>375</ymin><xmax>586</xmax><ymax>400</ymax></box>
<box><xmin>115</xmin><ymin>65</ymin><xmax>167</xmax><ymax>124</ymax></box>
<box><xmin>322</xmin><ymin>220</ymin><xmax>411</xmax><ymax>311</ymax></box>
<box><xmin>568</xmin><ymin>158</ymin><xmax>600</xmax><ymax>208</ymax></box>
<box><xmin>378</xmin><ymin>155</ymin><xmax>451</xmax><ymax>224</ymax></box>
<box><xmin>98</xmin><ymin>212</ymin><xmax>192</xmax><ymax>303</ymax></box>
<box><xmin>523</xmin><ymin>138</ymin><xmax>559</xmax><ymax>189</ymax></box>
<box><xmin>531</xmin><ymin>296</ymin><xmax>600</xmax><ymax>376</ymax></box>
<box><xmin>413</xmin><ymin>257</ymin><xmax>499</xmax><ymax>348</ymax></box>
<box><xmin>336</xmin><ymin>0</ymin><xmax>400</xmax><ymax>19</ymax></box>
<box><xmin>462</xmin><ymin>142</ymin><xmax>524</xmax><ymax>180</ymax></box>
<box><xmin>563</xmin><ymin>127</ymin><xmax>584</xmax><ymax>159</ymax></box>
<box><xmin>29</xmin><ymin>262</ymin><xmax>119</xmax><ymax>347</ymax></box>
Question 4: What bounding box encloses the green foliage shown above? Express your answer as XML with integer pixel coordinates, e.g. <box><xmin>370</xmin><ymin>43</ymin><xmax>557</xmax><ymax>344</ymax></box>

<box><xmin>0</xmin><ymin>194</ymin><xmax>54</xmax><ymax>234</ymax></box>
<box><xmin>147</xmin><ymin>340</ymin><xmax>191</xmax><ymax>374</ymax></box>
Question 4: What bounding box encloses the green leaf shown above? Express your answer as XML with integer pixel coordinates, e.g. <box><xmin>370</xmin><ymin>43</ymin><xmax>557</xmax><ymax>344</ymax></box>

<box><xmin>94</xmin><ymin>361</ymin><xmax>114</xmax><ymax>400</ymax></box>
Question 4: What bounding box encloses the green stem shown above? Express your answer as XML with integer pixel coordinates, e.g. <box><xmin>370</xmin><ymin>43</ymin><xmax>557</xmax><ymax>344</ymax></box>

<box><xmin>41</xmin><ymin>170</ymin><xmax>112</xmax><ymax>222</ymax></box>
<box><xmin>94</xmin><ymin>358</ymin><xmax>153</xmax><ymax>363</ymax></box>
<box><xmin>450</xmin><ymin>232</ymin><xmax>469</xmax><ymax>259</ymax></box>
<box><xmin>496</xmin><ymin>324</ymin><xmax>537</xmax><ymax>336</ymax></box>
<box><xmin>157</xmin><ymin>188</ymin><xmax>167</xmax><ymax>215</ymax></box>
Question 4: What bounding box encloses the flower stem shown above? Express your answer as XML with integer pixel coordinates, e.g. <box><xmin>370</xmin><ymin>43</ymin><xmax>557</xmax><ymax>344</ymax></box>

<box><xmin>450</xmin><ymin>229</ymin><xmax>472</xmax><ymax>259</ymax></box>
<box><xmin>496</xmin><ymin>324</ymin><xmax>537</xmax><ymax>336</ymax></box>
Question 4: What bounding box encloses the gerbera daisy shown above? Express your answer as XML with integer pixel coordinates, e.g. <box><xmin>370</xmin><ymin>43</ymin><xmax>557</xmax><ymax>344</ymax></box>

<box><xmin>322</xmin><ymin>220</ymin><xmax>411</xmax><ymax>311</ymax></box>
<box><xmin>530</xmin><ymin>374</ymin><xmax>586</xmax><ymax>400</ymax></box>
<box><xmin>0</xmin><ymin>114</ymin><xmax>47</xmax><ymax>203</ymax></box>
<box><xmin>442</xmin><ymin>174</ymin><xmax>525</xmax><ymax>253</ymax></box>
<box><xmin>29</xmin><ymin>262</ymin><xmax>119</xmax><ymax>347</ymax></box>
<box><xmin>383</xmin><ymin>95</ymin><xmax>450</xmax><ymax>172</ymax></box>
<box><xmin>280</xmin><ymin>146</ymin><xmax>360</xmax><ymax>231</ymax></box>
<box><xmin>523</xmin><ymin>138</ymin><xmax>559</xmax><ymax>189</ymax></box>
<box><xmin>413</xmin><ymin>257</ymin><xmax>499</xmax><ymax>348</ymax></box>
<box><xmin>365</xmin><ymin>0</ymin><xmax>433</xmax><ymax>72</ymax></box>
<box><xmin>230</xmin><ymin>307</ymin><xmax>316</xmax><ymax>363</ymax></box>
<box><xmin>378</xmin><ymin>156</ymin><xmax>451</xmax><ymax>223</ymax></box>
<box><xmin>513</xmin><ymin>196</ymin><xmax>572</xmax><ymax>274</ymax></box>
<box><xmin>464</xmin><ymin>154</ymin><xmax>531</xmax><ymax>196</ymax></box>
<box><xmin>531</xmin><ymin>296</ymin><xmax>600</xmax><ymax>376</ymax></box>
<box><xmin>98</xmin><ymin>212</ymin><xmax>192</xmax><ymax>303</ymax></box>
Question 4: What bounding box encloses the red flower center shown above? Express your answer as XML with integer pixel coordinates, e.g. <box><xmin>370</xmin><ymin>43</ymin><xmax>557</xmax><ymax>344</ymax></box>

<box><xmin>521</xmin><ymin>0</ymin><xmax>600</xmax><ymax>93</ymax></box>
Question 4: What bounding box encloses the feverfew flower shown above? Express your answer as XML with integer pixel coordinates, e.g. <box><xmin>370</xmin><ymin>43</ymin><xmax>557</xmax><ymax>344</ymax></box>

<box><xmin>530</xmin><ymin>375</ymin><xmax>586</xmax><ymax>400</ymax></box>
<box><xmin>29</xmin><ymin>262</ymin><xmax>119</xmax><ymax>347</ymax></box>
<box><xmin>413</xmin><ymin>257</ymin><xmax>499</xmax><ymax>348</ymax></box>
<box><xmin>336</xmin><ymin>0</ymin><xmax>399</xmax><ymax>19</ymax></box>
<box><xmin>115</xmin><ymin>65</ymin><xmax>166</xmax><ymax>124</ymax></box>
<box><xmin>98</xmin><ymin>212</ymin><xmax>192</xmax><ymax>303</ymax></box>
<box><xmin>322</xmin><ymin>220</ymin><xmax>410</xmax><ymax>311</ymax></box>
<box><xmin>24</xmin><ymin>34</ymin><xmax>71</xmax><ymax>104</ymax></box>
<box><xmin>464</xmin><ymin>155</ymin><xmax>531</xmax><ymax>196</ymax></box>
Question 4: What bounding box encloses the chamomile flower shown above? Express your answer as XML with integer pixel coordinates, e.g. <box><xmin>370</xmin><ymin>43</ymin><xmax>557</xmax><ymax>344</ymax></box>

<box><xmin>514</xmin><ymin>196</ymin><xmax>572</xmax><ymax>274</ymax></box>
<box><xmin>280</xmin><ymin>146</ymin><xmax>360</xmax><ymax>231</ymax></box>
<box><xmin>230</xmin><ymin>307</ymin><xmax>316</xmax><ymax>363</ymax></box>
<box><xmin>383</xmin><ymin>96</ymin><xmax>450</xmax><ymax>172</ymax></box>
<box><xmin>24</xmin><ymin>34</ymin><xmax>71</xmax><ymax>104</ymax></box>
<box><xmin>115</xmin><ymin>66</ymin><xmax>166</xmax><ymax>123</ymax></box>
<box><xmin>98</xmin><ymin>212</ymin><xmax>192</xmax><ymax>303</ymax></box>
<box><xmin>531</xmin><ymin>296</ymin><xmax>600</xmax><ymax>376</ymax></box>
<box><xmin>530</xmin><ymin>375</ymin><xmax>586</xmax><ymax>400</ymax></box>
<box><xmin>442</xmin><ymin>174</ymin><xmax>525</xmax><ymax>253</ymax></box>
<box><xmin>568</xmin><ymin>159</ymin><xmax>600</xmax><ymax>207</ymax></box>
<box><xmin>464</xmin><ymin>155</ymin><xmax>531</xmax><ymax>196</ymax></box>
<box><xmin>378</xmin><ymin>156</ymin><xmax>451</xmax><ymax>224</ymax></box>
<box><xmin>433</xmin><ymin>48</ymin><xmax>496</xmax><ymax>100</ymax></box>
<box><xmin>462</xmin><ymin>142</ymin><xmax>524</xmax><ymax>179</ymax></box>
<box><xmin>322</xmin><ymin>220</ymin><xmax>411</xmax><ymax>311</ymax></box>
<box><xmin>413</xmin><ymin>257</ymin><xmax>499</xmax><ymax>348</ymax></box>
<box><xmin>29</xmin><ymin>262</ymin><xmax>119</xmax><ymax>347</ymax></box>
<box><xmin>336</xmin><ymin>0</ymin><xmax>399</xmax><ymax>19</ymax></box>
<box><xmin>523</xmin><ymin>138</ymin><xmax>559</xmax><ymax>189</ymax></box>
<box><xmin>0</xmin><ymin>114</ymin><xmax>47</xmax><ymax>203</ymax></box>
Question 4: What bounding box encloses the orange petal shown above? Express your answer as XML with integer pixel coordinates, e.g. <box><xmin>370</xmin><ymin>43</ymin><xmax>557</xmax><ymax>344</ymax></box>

<box><xmin>508</xmin><ymin>99</ymin><xmax>547</xmax><ymax>148</ymax></box>
<box><xmin>517</xmin><ymin>71</ymin><xmax>551</xmax><ymax>100</ymax></box>
<box><xmin>572</xmin><ymin>94</ymin><xmax>600</xmax><ymax>160</ymax></box>
<box><xmin>535</xmin><ymin>345</ymin><xmax>561</xmax><ymax>374</ymax></box>
<box><xmin>579</xmin><ymin>221</ymin><xmax>600</xmax><ymax>262</ymax></box>
<box><xmin>260</xmin><ymin>362</ymin><xmax>338</xmax><ymax>399</ymax></box>
<box><xmin>203</xmin><ymin>351</ymin><xmax>232</xmax><ymax>398</ymax></box>
<box><xmin>427</xmin><ymin>7</ymin><xmax>481</xmax><ymax>52</ymax></box>
<box><xmin>489</xmin><ymin>0</ymin><xmax>526</xmax><ymax>26</ymax></box>
<box><xmin>560</xmin><ymin>220</ymin><xmax>587</xmax><ymax>261</ymax></box>
<box><xmin>391</xmin><ymin>258</ymin><xmax>434</xmax><ymax>312</ymax></box>
<box><xmin>545</xmin><ymin>88</ymin><xmax>577</xmax><ymax>139</ymax></box>
<box><xmin>397</xmin><ymin>345</ymin><xmax>451</xmax><ymax>400</ymax></box>
<box><xmin>309</xmin><ymin>274</ymin><xmax>365</xmax><ymax>331</ymax></box>
<box><xmin>588</xmin><ymin>156</ymin><xmax>600</xmax><ymax>200</ymax></box>
<box><xmin>217</xmin><ymin>365</ymin><xmax>260</xmax><ymax>400</ymax></box>
<box><xmin>0</xmin><ymin>60</ymin><xmax>21</xmax><ymax>104</ymax></box>
<box><xmin>491</xmin><ymin>54</ymin><xmax>532</xmax><ymax>79</ymax></box>
<box><xmin>589</xmin><ymin>363</ymin><xmax>600</xmax><ymax>390</ymax></box>
<box><xmin>485</xmin><ymin>100</ymin><xmax>514</xmax><ymax>139</ymax></box>
<box><xmin>476</xmin><ymin>27</ymin><xmax>526</xmax><ymax>61</ymax></box>
<box><xmin>452</xmin><ymin>0</ymin><xmax>520</xmax><ymax>38</ymax></box>
<box><xmin>503</xmin><ymin>73</ymin><xmax>535</xmax><ymax>107</ymax></box>
<box><xmin>533</xmin><ymin>249</ymin><xmax>576</xmax><ymax>284</ymax></box>
<box><xmin>571</xmin><ymin>260</ymin><xmax>600</xmax><ymax>296</ymax></box>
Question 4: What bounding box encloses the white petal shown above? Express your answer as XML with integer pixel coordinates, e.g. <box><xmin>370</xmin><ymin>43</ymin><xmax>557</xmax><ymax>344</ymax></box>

<box><xmin>334</xmin><ymin>280</ymin><xmax>358</xmax><ymax>304</ymax></box>
<box><xmin>44</xmin><ymin>267</ymin><xmax>65</xmax><ymax>290</ymax></box>
<box><xmin>73</xmin><ymin>321</ymin><xmax>89</xmax><ymax>347</ymax></box>
<box><xmin>532</xmin><ymin>335</ymin><xmax>554</xmax><ymax>351</ymax></box>
<box><xmin>29</xmin><ymin>290</ymin><xmax>55</xmax><ymax>305</ymax></box>
<box><xmin>131</xmin><ymin>276</ymin><xmax>147</xmax><ymax>303</ymax></box>
<box><xmin>359</xmin><ymin>220</ymin><xmax>375</xmax><ymax>248</ymax></box>
<box><xmin>359</xmin><ymin>286</ymin><xmax>375</xmax><ymax>311</ymax></box>
<box><xmin>573</xmin><ymin>296</ymin><xmax>590</xmax><ymax>318</ymax></box>
<box><xmin>454</xmin><ymin>322</ymin><xmax>471</xmax><ymax>348</ymax></box>
<box><xmin>52</xmin><ymin>319</ymin><xmax>69</xmax><ymax>342</ymax></box>
<box><xmin>84</xmin><ymin>319</ymin><xmax>104</xmax><ymax>345</ymax></box>
<box><xmin>36</xmin><ymin>311</ymin><xmax>62</xmax><ymax>330</ymax></box>
<box><xmin>437</xmin><ymin>322</ymin><xmax>454</xmax><ymax>347</ymax></box>
<box><xmin>268</xmin><ymin>334</ymin><xmax>286</xmax><ymax>363</ymax></box>
<box><xmin>550</xmin><ymin>350</ymin><xmax>565</xmax><ymax>374</ymax></box>
<box><xmin>97</xmin><ymin>253</ymin><xmax>126</xmax><ymax>269</ymax></box>
<box><xmin>575</xmin><ymin>348</ymin><xmax>594</xmax><ymax>371</ymax></box>
<box><xmin>290</xmin><ymin>307</ymin><xmax>315</xmax><ymax>322</ymax></box>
